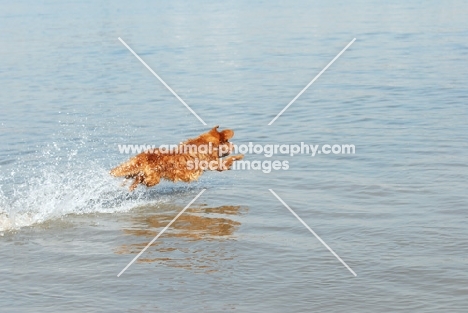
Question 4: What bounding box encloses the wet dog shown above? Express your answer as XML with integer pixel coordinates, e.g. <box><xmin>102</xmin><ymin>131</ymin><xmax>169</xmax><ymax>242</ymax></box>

<box><xmin>110</xmin><ymin>126</ymin><xmax>244</xmax><ymax>191</ymax></box>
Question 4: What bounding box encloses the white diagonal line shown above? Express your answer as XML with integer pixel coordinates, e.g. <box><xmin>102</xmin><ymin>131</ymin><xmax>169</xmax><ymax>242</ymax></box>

<box><xmin>269</xmin><ymin>189</ymin><xmax>357</xmax><ymax>277</ymax></box>
<box><xmin>118</xmin><ymin>37</ymin><xmax>207</xmax><ymax>125</ymax></box>
<box><xmin>268</xmin><ymin>38</ymin><xmax>356</xmax><ymax>125</ymax></box>
<box><xmin>117</xmin><ymin>189</ymin><xmax>206</xmax><ymax>277</ymax></box>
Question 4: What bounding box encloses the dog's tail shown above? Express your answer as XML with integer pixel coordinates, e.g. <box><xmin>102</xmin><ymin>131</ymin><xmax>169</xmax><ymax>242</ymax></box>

<box><xmin>110</xmin><ymin>157</ymin><xmax>141</xmax><ymax>178</ymax></box>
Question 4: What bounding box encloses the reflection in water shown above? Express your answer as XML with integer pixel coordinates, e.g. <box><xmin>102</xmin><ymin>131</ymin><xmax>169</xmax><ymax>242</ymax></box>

<box><xmin>115</xmin><ymin>204</ymin><xmax>248</xmax><ymax>272</ymax></box>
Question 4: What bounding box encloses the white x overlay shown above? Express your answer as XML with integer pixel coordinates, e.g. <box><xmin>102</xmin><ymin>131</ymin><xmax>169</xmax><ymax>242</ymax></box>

<box><xmin>118</xmin><ymin>37</ymin><xmax>207</xmax><ymax>125</ymax></box>
<box><xmin>117</xmin><ymin>189</ymin><xmax>206</xmax><ymax>277</ymax></box>
<box><xmin>116</xmin><ymin>36</ymin><xmax>357</xmax><ymax>278</ymax></box>
<box><xmin>269</xmin><ymin>189</ymin><xmax>357</xmax><ymax>277</ymax></box>
<box><xmin>268</xmin><ymin>38</ymin><xmax>356</xmax><ymax>125</ymax></box>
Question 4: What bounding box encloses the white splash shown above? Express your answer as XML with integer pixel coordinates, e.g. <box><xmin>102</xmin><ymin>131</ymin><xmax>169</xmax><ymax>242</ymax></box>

<box><xmin>0</xmin><ymin>163</ymin><xmax>166</xmax><ymax>231</ymax></box>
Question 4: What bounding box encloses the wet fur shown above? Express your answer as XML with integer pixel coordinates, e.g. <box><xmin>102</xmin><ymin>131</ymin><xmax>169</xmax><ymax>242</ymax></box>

<box><xmin>110</xmin><ymin>126</ymin><xmax>243</xmax><ymax>191</ymax></box>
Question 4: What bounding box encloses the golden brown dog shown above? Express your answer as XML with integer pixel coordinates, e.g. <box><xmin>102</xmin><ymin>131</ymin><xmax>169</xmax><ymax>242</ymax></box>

<box><xmin>110</xmin><ymin>126</ymin><xmax>244</xmax><ymax>191</ymax></box>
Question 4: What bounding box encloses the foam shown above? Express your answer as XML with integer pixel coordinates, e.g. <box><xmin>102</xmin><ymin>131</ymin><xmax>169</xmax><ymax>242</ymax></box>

<box><xmin>0</xmin><ymin>164</ymin><xmax>154</xmax><ymax>231</ymax></box>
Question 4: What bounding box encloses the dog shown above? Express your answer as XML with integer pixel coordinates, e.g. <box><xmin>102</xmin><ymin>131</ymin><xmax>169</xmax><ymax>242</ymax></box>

<box><xmin>110</xmin><ymin>126</ymin><xmax>244</xmax><ymax>191</ymax></box>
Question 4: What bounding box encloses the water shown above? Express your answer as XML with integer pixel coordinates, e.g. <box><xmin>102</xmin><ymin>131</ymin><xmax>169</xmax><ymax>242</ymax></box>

<box><xmin>1</xmin><ymin>0</ymin><xmax>468</xmax><ymax>312</ymax></box>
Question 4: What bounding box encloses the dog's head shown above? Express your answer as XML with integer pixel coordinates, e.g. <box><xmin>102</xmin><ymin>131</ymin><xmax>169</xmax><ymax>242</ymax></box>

<box><xmin>191</xmin><ymin>125</ymin><xmax>234</xmax><ymax>157</ymax></box>
<box><xmin>209</xmin><ymin>125</ymin><xmax>233</xmax><ymax>142</ymax></box>
<box><xmin>183</xmin><ymin>126</ymin><xmax>236</xmax><ymax>157</ymax></box>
